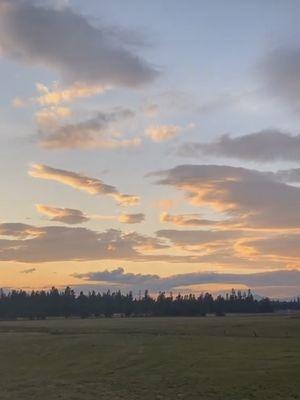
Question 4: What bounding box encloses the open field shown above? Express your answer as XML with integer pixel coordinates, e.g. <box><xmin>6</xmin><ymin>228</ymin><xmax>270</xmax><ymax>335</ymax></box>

<box><xmin>0</xmin><ymin>315</ymin><xmax>299</xmax><ymax>400</ymax></box>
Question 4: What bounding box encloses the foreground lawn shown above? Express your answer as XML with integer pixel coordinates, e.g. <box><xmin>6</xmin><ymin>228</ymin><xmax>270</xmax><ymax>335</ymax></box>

<box><xmin>0</xmin><ymin>315</ymin><xmax>299</xmax><ymax>399</ymax></box>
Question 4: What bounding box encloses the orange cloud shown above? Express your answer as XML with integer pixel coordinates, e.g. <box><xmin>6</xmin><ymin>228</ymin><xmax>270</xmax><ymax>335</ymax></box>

<box><xmin>29</xmin><ymin>164</ymin><xmax>139</xmax><ymax>206</ymax></box>
<box><xmin>35</xmin><ymin>106</ymin><xmax>71</xmax><ymax>126</ymax></box>
<box><xmin>11</xmin><ymin>96</ymin><xmax>26</xmax><ymax>108</ymax></box>
<box><xmin>146</xmin><ymin>125</ymin><xmax>181</xmax><ymax>142</ymax></box>
<box><xmin>36</xmin><ymin>82</ymin><xmax>106</xmax><ymax>106</ymax></box>
<box><xmin>160</xmin><ymin>212</ymin><xmax>216</xmax><ymax>227</ymax></box>
<box><xmin>155</xmin><ymin>199</ymin><xmax>176</xmax><ymax>211</ymax></box>
<box><xmin>153</xmin><ymin>164</ymin><xmax>300</xmax><ymax>230</ymax></box>
<box><xmin>36</xmin><ymin>204</ymin><xmax>89</xmax><ymax>224</ymax></box>
<box><xmin>119</xmin><ymin>213</ymin><xmax>145</xmax><ymax>224</ymax></box>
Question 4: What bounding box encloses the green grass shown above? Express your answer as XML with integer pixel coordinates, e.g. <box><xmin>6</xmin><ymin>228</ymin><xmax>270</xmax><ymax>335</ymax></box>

<box><xmin>0</xmin><ymin>315</ymin><xmax>299</xmax><ymax>399</ymax></box>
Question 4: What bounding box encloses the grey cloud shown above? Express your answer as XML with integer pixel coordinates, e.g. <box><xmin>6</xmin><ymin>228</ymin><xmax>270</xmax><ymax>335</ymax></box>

<box><xmin>123</xmin><ymin>231</ymin><xmax>168</xmax><ymax>251</ymax></box>
<box><xmin>0</xmin><ymin>223</ymin><xmax>42</xmax><ymax>238</ymax></box>
<box><xmin>36</xmin><ymin>204</ymin><xmax>89</xmax><ymax>224</ymax></box>
<box><xmin>74</xmin><ymin>267</ymin><xmax>159</xmax><ymax>285</ymax></box>
<box><xmin>38</xmin><ymin>108</ymin><xmax>140</xmax><ymax>150</ymax></box>
<box><xmin>72</xmin><ymin>267</ymin><xmax>300</xmax><ymax>296</ymax></box>
<box><xmin>156</xmin><ymin>229</ymin><xmax>239</xmax><ymax>247</ymax></box>
<box><xmin>151</xmin><ymin>164</ymin><xmax>300</xmax><ymax>230</ymax></box>
<box><xmin>243</xmin><ymin>234</ymin><xmax>300</xmax><ymax>259</ymax></box>
<box><xmin>0</xmin><ymin>0</ymin><xmax>158</xmax><ymax>87</ymax></box>
<box><xmin>275</xmin><ymin>168</ymin><xmax>300</xmax><ymax>183</ymax></box>
<box><xmin>0</xmin><ymin>224</ymin><xmax>167</xmax><ymax>263</ymax></box>
<box><xmin>179</xmin><ymin>130</ymin><xmax>300</xmax><ymax>162</ymax></box>
<box><xmin>0</xmin><ymin>222</ymin><xmax>289</xmax><ymax>267</ymax></box>
<box><xmin>259</xmin><ymin>46</ymin><xmax>300</xmax><ymax>110</ymax></box>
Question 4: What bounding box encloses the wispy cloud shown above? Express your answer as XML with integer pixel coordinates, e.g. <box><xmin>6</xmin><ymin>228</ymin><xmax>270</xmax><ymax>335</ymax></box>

<box><xmin>37</xmin><ymin>107</ymin><xmax>141</xmax><ymax>150</ymax></box>
<box><xmin>11</xmin><ymin>96</ymin><xmax>26</xmax><ymax>108</ymax></box>
<box><xmin>238</xmin><ymin>234</ymin><xmax>300</xmax><ymax>260</ymax></box>
<box><xmin>156</xmin><ymin>229</ymin><xmax>240</xmax><ymax>249</ymax></box>
<box><xmin>35</xmin><ymin>82</ymin><xmax>106</xmax><ymax>106</ymax></box>
<box><xmin>146</xmin><ymin>125</ymin><xmax>182</xmax><ymax>142</ymax></box>
<box><xmin>35</xmin><ymin>105</ymin><xmax>71</xmax><ymax>126</ymax></box>
<box><xmin>119</xmin><ymin>213</ymin><xmax>145</xmax><ymax>224</ymax></box>
<box><xmin>20</xmin><ymin>268</ymin><xmax>36</xmax><ymax>274</ymax></box>
<box><xmin>160</xmin><ymin>212</ymin><xmax>216</xmax><ymax>227</ymax></box>
<box><xmin>29</xmin><ymin>164</ymin><xmax>139</xmax><ymax>206</ymax></box>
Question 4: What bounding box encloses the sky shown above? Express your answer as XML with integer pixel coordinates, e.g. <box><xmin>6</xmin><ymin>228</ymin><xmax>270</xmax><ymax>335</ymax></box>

<box><xmin>0</xmin><ymin>0</ymin><xmax>300</xmax><ymax>298</ymax></box>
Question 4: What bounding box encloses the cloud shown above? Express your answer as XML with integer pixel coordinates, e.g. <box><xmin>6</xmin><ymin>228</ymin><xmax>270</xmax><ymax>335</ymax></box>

<box><xmin>0</xmin><ymin>224</ymin><xmax>167</xmax><ymax>263</ymax></box>
<box><xmin>72</xmin><ymin>267</ymin><xmax>300</xmax><ymax>298</ymax></box>
<box><xmin>35</xmin><ymin>105</ymin><xmax>71</xmax><ymax>126</ymax></box>
<box><xmin>123</xmin><ymin>231</ymin><xmax>168</xmax><ymax>252</ymax></box>
<box><xmin>259</xmin><ymin>46</ymin><xmax>300</xmax><ymax>110</ymax></box>
<box><xmin>155</xmin><ymin>199</ymin><xmax>176</xmax><ymax>211</ymax></box>
<box><xmin>36</xmin><ymin>204</ymin><xmax>89</xmax><ymax>224</ymax></box>
<box><xmin>146</xmin><ymin>125</ymin><xmax>181</xmax><ymax>142</ymax></box>
<box><xmin>20</xmin><ymin>268</ymin><xmax>36</xmax><ymax>274</ymax></box>
<box><xmin>11</xmin><ymin>96</ymin><xmax>26</xmax><ymax>108</ymax></box>
<box><xmin>0</xmin><ymin>1</ymin><xmax>158</xmax><ymax>88</ymax></box>
<box><xmin>143</xmin><ymin>103</ymin><xmax>159</xmax><ymax>117</ymax></box>
<box><xmin>0</xmin><ymin>223</ymin><xmax>43</xmax><ymax>239</ymax></box>
<box><xmin>156</xmin><ymin>229</ymin><xmax>240</xmax><ymax>248</ymax></box>
<box><xmin>155</xmin><ymin>229</ymin><xmax>254</xmax><ymax>266</ymax></box>
<box><xmin>119</xmin><ymin>213</ymin><xmax>145</xmax><ymax>224</ymax></box>
<box><xmin>36</xmin><ymin>82</ymin><xmax>106</xmax><ymax>106</ymax></box>
<box><xmin>29</xmin><ymin>164</ymin><xmax>139</xmax><ymax>206</ymax></box>
<box><xmin>36</xmin><ymin>204</ymin><xmax>145</xmax><ymax>225</ymax></box>
<box><xmin>160</xmin><ymin>212</ymin><xmax>216</xmax><ymax>227</ymax></box>
<box><xmin>151</xmin><ymin>164</ymin><xmax>300</xmax><ymax>230</ymax></box>
<box><xmin>275</xmin><ymin>168</ymin><xmax>300</xmax><ymax>183</ymax></box>
<box><xmin>179</xmin><ymin>130</ymin><xmax>300</xmax><ymax>162</ymax></box>
<box><xmin>197</xmin><ymin>92</ymin><xmax>243</xmax><ymax>115</ymax></box>
<box><xmin>37</xmin><ymin>107</ymin><xmax>141</xmax><ymax>150</ymax></box>
<box><xmin>240</xmin><ymin>234</ymin><xmax>300</xmax><ymax>260</ymax></box>
<box><xmin>0</xmin><ymin>221</ymin><xmax>290</xmax><ymax>268</ymax></box>
<box><xmin>74</xmin><ymin>267</ymin><xmax>158</xmax><ymax>285</ymax></box>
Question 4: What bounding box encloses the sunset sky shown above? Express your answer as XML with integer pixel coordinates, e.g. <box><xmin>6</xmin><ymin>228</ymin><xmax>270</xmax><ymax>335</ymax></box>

<box><xmin>1</xmin><ymin>0</ymin><xmax>300</xmax><ymax>298</ymax></box>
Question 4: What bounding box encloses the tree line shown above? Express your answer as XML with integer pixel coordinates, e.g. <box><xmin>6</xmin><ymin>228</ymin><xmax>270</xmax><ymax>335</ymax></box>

<box><xmin>0</xmin><ymin>287</ymin><xmax>299</xmax><ymax>319</ymax></box>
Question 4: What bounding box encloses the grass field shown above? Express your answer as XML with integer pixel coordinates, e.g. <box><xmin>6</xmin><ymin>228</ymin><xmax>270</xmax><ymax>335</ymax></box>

<box><xmin>0</xmin><ymin>315</ymin><xmax>299</xmax><ymax>399</ymax></box>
